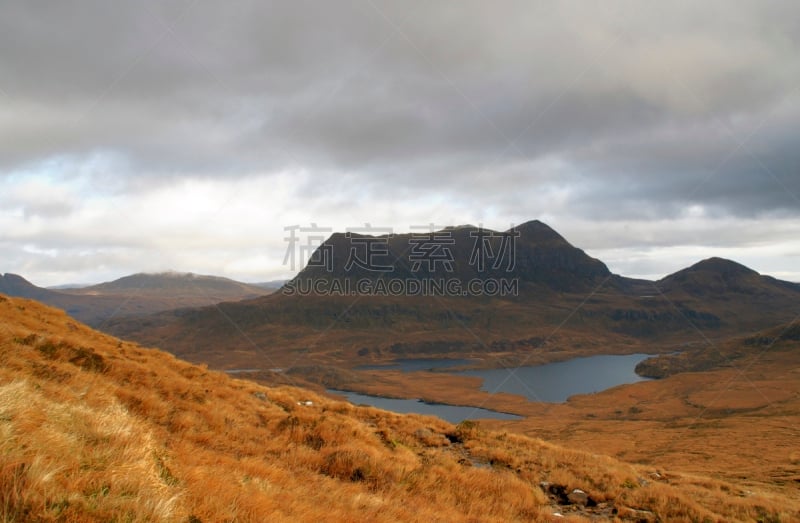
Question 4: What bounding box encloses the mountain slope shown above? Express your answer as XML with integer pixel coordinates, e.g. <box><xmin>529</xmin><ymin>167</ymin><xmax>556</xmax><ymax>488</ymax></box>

<box><xmin>0</xmin><ymin>293</ymin><xmax>794</xmax><ymax>522</ymax></box>
<box><xmin>636</xmin><ymin>319</ymin><xmax>800</xmax><ymax>378</ymax></box>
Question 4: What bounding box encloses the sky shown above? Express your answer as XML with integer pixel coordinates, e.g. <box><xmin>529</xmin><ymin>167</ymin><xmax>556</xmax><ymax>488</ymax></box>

<box><xmin>1</xmin><ymin>1</ymin><xmax>799</xmax><ymax>286</ymax></box>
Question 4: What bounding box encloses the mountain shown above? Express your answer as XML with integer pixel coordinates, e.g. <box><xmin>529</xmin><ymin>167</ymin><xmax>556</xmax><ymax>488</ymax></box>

<box><xmin>651</xmin><ymin>257</ymin><xmax>800</xmax><ymax>332</ymax></box>
<box><xmin>103</xmin><ymin>221</ymin><xmax>800</xmax><ymax>373</ymax></box>
<box><xmin>67</xmin><ymin>272</ymin><xmax>271</xmax><ymax>301</ymax></box>
<box><xmin>0</xmin><ymin>292</ymin><xmax>794</xmax><ymax>521</ymax></box>
<box><xmin>657</xmin><ymin>257</ymin><xmax>800</xmax><ymax>296</ymax></box>
<box><xmin>47</xmin><ymin>283</ymin><xmax>92</xmax><ymax>290</ymax></box>
<box><xmin>1</xmin><ymin>273</ymin><xmax>119</xmax><ymax>325</ymax></box>
<box><xmin>287</xmin><ymin>220</ymin><xmax>611</xmax><ymax>293</ymax></box>
<box><xmin>0</xmin><ymin>272</ymin><xmax>58</xmax><ymax>301</ymax></box>
<box><xmin>0</xmin><ymin>272</ymin><xmax>271</xmax><ymax>327</ymax></box>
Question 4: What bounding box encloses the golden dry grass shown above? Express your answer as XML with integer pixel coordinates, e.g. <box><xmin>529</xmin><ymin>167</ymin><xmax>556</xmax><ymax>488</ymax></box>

<box><xmin>0</xmin><ymin>293</ymin><xmax>797</xmax><ymax>522</ymax></box>
<box><xmin>313</xmin><ymin>327</ymin><xmax>800</xmax><ymax>499</ymax></box>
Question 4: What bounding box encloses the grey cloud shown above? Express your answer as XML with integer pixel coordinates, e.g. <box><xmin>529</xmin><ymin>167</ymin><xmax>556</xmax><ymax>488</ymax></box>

<box><xmin>21</xmin><ymin>201</ymin><xmax>74</xmax><ymax>220</ymax></box>
<box><xmin>565</xmin><ymin>100</ymin><xmax>800</xmax><ymax>219</ymax></box>
<box><xmin>1</xmin><ymin>1</ymin><xmax>798</xmax><ymax>215</ymax></box>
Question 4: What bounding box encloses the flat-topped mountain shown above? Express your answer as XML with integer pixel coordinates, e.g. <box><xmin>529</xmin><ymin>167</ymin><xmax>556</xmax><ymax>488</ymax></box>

<box><xmin>289</xmin><ymin>220</ymin><xmax>610</xmax><ymax>293</ymax></box>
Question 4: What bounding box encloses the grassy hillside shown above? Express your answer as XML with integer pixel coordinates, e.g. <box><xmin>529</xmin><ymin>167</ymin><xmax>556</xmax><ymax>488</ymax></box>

<box><xmin>0</xmin><ymin>293</ymin><xmax>796</xmax><ymax>522</ymax></box>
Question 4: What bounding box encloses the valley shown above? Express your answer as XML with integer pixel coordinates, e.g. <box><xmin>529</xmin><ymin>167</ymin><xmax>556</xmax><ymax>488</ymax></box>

<box><xmin>2</xmin><ymin>221</ymin><xmax>798</xmax><ymax>521</ymax></box>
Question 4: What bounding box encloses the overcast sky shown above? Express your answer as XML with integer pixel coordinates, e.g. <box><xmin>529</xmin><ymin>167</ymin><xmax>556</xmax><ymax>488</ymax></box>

<box><xmin>2</xmin><ymin>1</ymin><xmax>799</xmax><ymax>286</ymax></box>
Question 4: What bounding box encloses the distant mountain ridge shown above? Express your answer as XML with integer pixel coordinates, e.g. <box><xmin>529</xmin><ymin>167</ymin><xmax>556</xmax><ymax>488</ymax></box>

<box><xmin>252</xmin><ymin>279</ymin><xmax>289</xmax><ymax>290</ymax></box>
<box><xmin>0</xmin><ymin>271</ymin><xmax>271</xmax><ymax>326</ymax></box>
<box><xmin>70</xmin><ymin>271</ymin><xmax>270</xmax><ymax>298</ymax></box>
<box><xmin>47</xmin><ymin>283</ymin><xmax>92</xmax><ymax>290</ymax></box>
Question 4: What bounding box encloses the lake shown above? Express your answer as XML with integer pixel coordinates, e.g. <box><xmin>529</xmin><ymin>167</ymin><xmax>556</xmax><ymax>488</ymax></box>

<box><xmin>333</xmin><ymin>354</ymin><xmax>652</xmax><ymax>421</ymax></box>
<box><xmin>459</xmin><ymin>353</ymin><xmax>652</xmax><ymax>403</ymax></box>
<box><xmin>328</xmin><ymin>389</ymin><xmax>522</xmax><ymax>424</ymax></box>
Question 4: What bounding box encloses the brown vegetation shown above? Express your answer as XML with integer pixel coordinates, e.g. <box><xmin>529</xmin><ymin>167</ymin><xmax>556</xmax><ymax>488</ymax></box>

<box><xmin>310</xmin><ymin>325</ymin><xmax>800</xmax><ymax>496</ymax></box>
<box><xmin>1</xmin><ymin>294</ymin><xmax>797</xmax><ymax>521</ymax></box>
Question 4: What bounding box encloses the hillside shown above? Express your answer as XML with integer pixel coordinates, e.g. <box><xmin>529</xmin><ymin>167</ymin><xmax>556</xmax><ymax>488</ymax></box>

<box><xmin>0</xmin><ymin>293</ymin><xmax>795</xmax><ymax>522</ymax></box>
<box><xmin>0</xmin><ymin>272</ymin><xmax>270</xmax><ymax>328</ymax></box>
<box><xmin>635</xmin><ymin>320</ymin><xmax>800</xmax><ymax>378</ymax></box>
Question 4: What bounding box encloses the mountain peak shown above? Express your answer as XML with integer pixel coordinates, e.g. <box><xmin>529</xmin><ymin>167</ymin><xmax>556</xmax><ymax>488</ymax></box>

<box><xmin>657</xmin><ymin>257</ymin><xmax>777</xmax><ymax>297</ymax></box>
<box><xmin>1</xmin><ymin>272</ymin><xmax>32</xmax><ymax>283</ymax></box>
<box><xmin>685</xmin><ymin>257</ymin><xmax>758</xmax><ymax>276</ymax></box>
<box><xmin>513</xmin><ymin>220</ymin><xmax>568</xmax><ymax>244</ymax></box>
<box><xmin>443</xmin><ymin>224</ymin><xmax>477</xmax><ymax>231</ymax></box>
<box><xmin>0</xmin><ymin>273</ymin><xmax>58</xmax><ymax>302</ymax></box>
<box><xmin>0</xmin><ymin>273</ymin><xmax>39</xmax><ymax>292</ymax></box>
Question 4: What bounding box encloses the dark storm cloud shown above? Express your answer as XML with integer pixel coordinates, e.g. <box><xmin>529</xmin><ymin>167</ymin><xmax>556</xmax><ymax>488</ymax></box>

<box><xmin>1</xmin><ymin>0</ymin><xmax>798</xmax><ymax>216</ymax></box>
<box><xmin>567</xmin><ymin>101</ymin><xmax>800</xmax><ymax>219</ymax></box>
